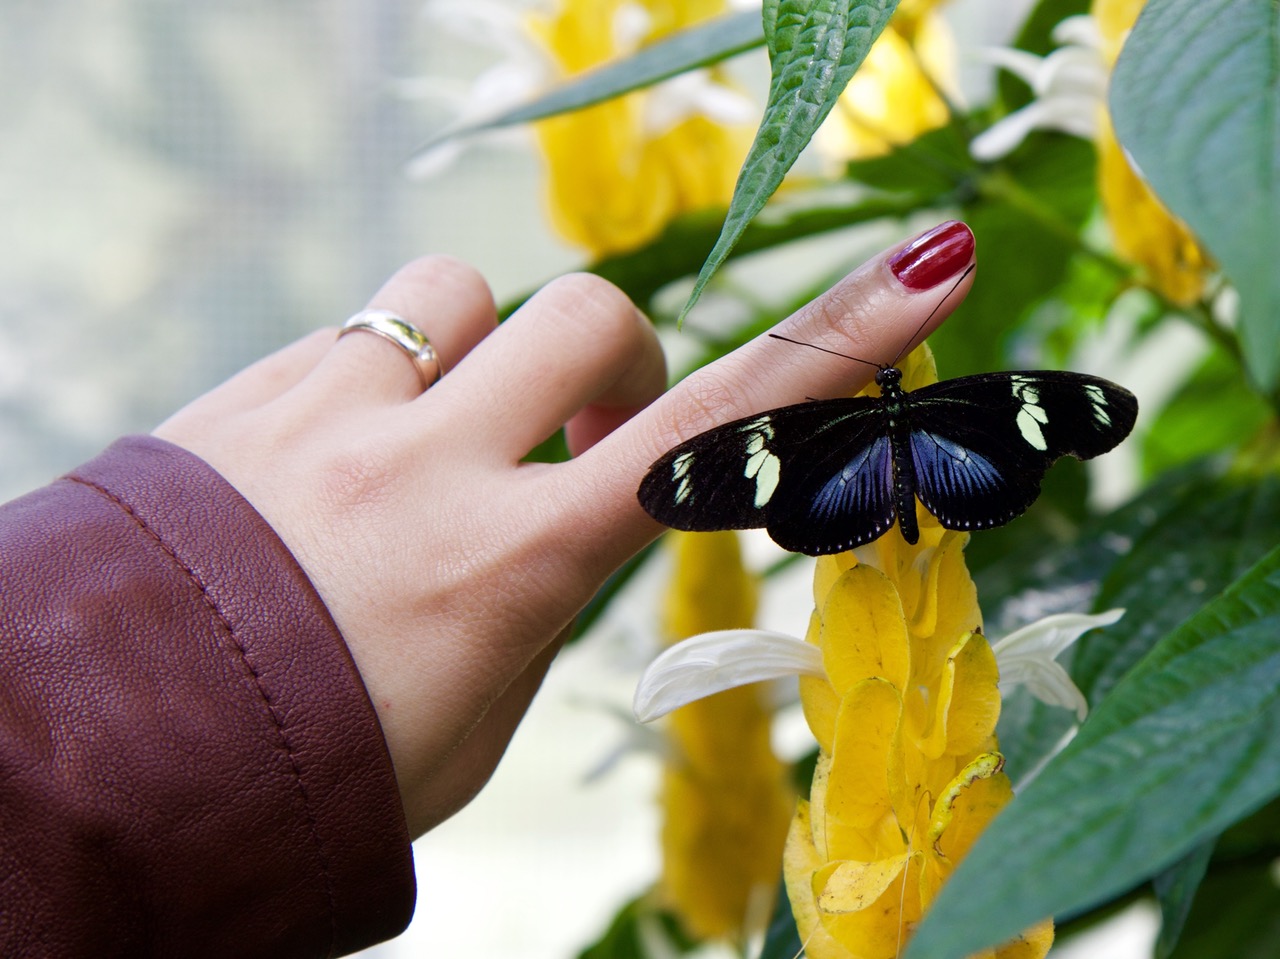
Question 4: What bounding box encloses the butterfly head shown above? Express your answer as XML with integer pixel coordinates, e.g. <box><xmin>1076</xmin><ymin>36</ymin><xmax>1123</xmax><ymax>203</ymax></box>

<box><xmin>874</xmin><ymin>365</ymin><xmax>903</xmax><ymax>390</ymax></box>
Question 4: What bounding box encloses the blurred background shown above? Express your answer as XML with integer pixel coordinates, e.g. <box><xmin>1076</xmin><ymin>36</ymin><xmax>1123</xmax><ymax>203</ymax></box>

<box><xmin>0</xmin><ymin>1</ymin><xmax>1163</xmax><ymax>956</ymax></box>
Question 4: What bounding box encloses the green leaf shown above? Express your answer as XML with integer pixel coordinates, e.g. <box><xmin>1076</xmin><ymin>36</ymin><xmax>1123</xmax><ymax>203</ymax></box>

<box><xmin>1215</xmin><ymin>793</ymin><xmax>1280</xmax><ymax>858</ymax></box>
<box><xmin>906</xmin><ymin>541</ymin><xmax>1280</xmax><ymax>959</ymax></box>
<box><xmin>842</xmin><ymin>119</ymin><xmax>975</xmax><ymax>198</ymax></box>
<box><xmin>408</xmin><ymin>10</ymin><xmax>764</xmax><ymax>162</ymax></box>
<box><xmin>1110</xmin><ymin>0</ymin><xmax>1280</xmax><ymax>393</ymax></box>
<box><xmin>1153</xmin><ymin>839</ymin><xmax>1214</xmax><ymax>959</ymax></box>
<box><xmin>679</xmin><ymin>0</ymin><xmax>902</xmax><ymax>323</ymax></box>
<box><xmin>1167</xmin><ymin>860</ymin><xmax>1280</xmax><ymax>958</ymax></box>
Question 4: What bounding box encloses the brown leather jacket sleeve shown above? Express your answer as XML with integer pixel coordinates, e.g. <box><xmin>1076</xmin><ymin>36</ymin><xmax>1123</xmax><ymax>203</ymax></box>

<box><xmin>0</xmin><ymin>436</ymin><xmax>415</xmax><ymax>957</ymax></box>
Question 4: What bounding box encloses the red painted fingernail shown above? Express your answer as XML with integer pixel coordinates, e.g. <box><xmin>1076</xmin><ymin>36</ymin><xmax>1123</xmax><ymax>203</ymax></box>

<box><xmin>888</xmin><ymin>220</ymin><xmax>975</xmax><ymax>291</ymax></box>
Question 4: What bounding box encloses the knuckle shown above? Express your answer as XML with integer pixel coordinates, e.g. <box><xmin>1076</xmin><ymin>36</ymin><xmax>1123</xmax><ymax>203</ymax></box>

<box><xmin>538</xmin><ymin>273</ymin><xmax>638</xmax><ymax>328</ymax></box>
<box><xmin>395</xmin><ymin>254</ymin><xmax>496</xmax><ymax>312</ymax></box>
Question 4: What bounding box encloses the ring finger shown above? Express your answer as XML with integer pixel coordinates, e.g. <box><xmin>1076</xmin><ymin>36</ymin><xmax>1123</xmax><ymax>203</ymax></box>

<box><xmin>309</xmin><ymin>254</ymin><xmax>499</xmax><ymax>405</ymax></box>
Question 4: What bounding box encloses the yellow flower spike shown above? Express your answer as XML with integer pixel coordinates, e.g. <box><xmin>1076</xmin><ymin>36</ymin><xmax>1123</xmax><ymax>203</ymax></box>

<box><xmin>813</xmin><ymin>854</ymin><xmax>923</xmax><ymax>959</ymax></box>
<box><xmin>923</xmin><ymin>534</ymin><xmax>983</xmax><ymax>667</ymax></box>
<box><xmin>784</xmin><ymin>336</ymin><xmax>1053</xmax><ymax>957</ymax></box>
<box><xmin>854</xmin><ymin>523</ymin><xmax>982</xmax><ymax>689</ymax></box>
<box><xmin>800</xmin><ymin>610</ymin><xmax>842</xmax><ymax>755</ymax></box>
<box><xmin>895</xmin><ymin>343</ymin><xmax>940</xmax><ymax>391</ymax></box>
<box><xmin>993</xmin><ymin>921</ymin><xmax>1058</xmax><ymax>959</ymax></box>
<box><xmin>658</xmin><ymin>532</ymin><xmax>793</xmax><ymax>942</ymax></box>
<box><xmin>808</xmin><ymin>753</ymin><xmax>833</xmax><ymax>861</ymax></box>
<box><xmin>819</xmin><ymin>567</ymin><xmax>912</xmax><ymax>693</ymax></box>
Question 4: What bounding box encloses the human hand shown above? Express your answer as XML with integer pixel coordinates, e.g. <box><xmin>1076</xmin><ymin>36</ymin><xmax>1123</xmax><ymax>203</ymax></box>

<box><xmin>153</xmin><ymin>219</ymin><xmax>976</xmax><ymax>837</ymax></box>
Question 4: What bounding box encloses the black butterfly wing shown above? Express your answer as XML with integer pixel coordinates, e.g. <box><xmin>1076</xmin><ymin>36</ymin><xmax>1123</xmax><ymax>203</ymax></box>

<box><xmin>905</xmin><ymin>371</ymin><xmax>1138</xmax><ymax>532</ymax></box>
<box><xmin>638</xmin><ymin>398</ymin><xmax>896</xmax><ymax>553</ymax></box>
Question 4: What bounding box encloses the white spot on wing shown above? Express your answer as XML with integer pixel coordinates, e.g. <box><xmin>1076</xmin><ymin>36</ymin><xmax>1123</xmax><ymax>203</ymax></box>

<box><xmin>1017</xmin><ymin>405</ymin><xmax>1049</xmax><ymax>450</ymax></box>
<box><xmin>1084</xmin><ymin>384</ymin><xmax>1111</xmax><ymax>426</ymax></box>
<box><xmin>672</xmin><ymin>452</ymin><xmax>695</xmax><ymax>504</ymax></box>
<box><xmin>741</xmin><ymin>425</ymin><xmax>781</xmax><ymax>507</ymax></box>
<box><xmin>740</xmin><ymin>416</ymin><xmax>775</xmax><ymax>441</ymax></box>
<box><xmin>1013</xmin><ymin>376</ymin><xmax>1049</xmax><ymax>450</ymax></box>
<box><xmin>1011</xmin><ymin>375</ymin><xmax>1040</xmax><ymax>405</ymax></box>
<box><xmin>746</xmin><ymin>448</ymin><xmax>781</xmax><ymax>507</ymax></box>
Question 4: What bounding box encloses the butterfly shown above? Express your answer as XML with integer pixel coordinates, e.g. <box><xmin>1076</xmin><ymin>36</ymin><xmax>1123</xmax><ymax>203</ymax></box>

<box><xmin>637</xmin><ymin>276</ymin><xmax>1138</xmax><ymax>556</ymax></box>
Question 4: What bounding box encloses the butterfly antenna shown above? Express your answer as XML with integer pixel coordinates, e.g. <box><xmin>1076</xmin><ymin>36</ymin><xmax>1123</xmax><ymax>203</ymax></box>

<box><xmin>889</xmin><ymin>262</ymin><xmax>975</xmax><ymax>368</ymax></box>
<box><xmin>769</xmin><ymin>262</ymin><xmax>974</xmax><ymax>370</ymax></box>
<box><xmin>767</xmin><ymin>333</ymin><xmax>881</xmax><ymax>369</ymax></box>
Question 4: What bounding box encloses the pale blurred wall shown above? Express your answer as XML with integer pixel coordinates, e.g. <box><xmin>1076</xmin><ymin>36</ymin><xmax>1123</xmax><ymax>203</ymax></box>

<box><xmin>0</xmin><ymin>0</ymin><xmax>574</xmax><ymax>500</ymax></box>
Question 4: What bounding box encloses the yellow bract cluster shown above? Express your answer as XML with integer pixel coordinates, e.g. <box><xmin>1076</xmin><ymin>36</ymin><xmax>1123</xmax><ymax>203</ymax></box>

<box><xmin>527</xmin><ymin>0</ymin><xmax>751</xmax><ymax>258</ymax></box>
<box><xmin>783</xmin><ymin>348</ymin><xmax>1053</xmax><ymax>959</ymax></box>
<box><xmin>659</xmin><ymin>531</ymin><xmax>794</xmax><ymax>942</ymax></box>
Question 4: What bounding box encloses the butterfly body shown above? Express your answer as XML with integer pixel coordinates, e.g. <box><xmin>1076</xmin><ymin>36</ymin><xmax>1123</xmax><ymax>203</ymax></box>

<box><xmin>638</xmin><ymin>365</ymin><xmax>1138</xmax><ymax>556</ymax></box>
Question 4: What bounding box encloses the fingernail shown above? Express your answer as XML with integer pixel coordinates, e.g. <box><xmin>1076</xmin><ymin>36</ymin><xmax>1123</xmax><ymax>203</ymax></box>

<box><xmin>888</xmin><ymin>220</ymin><xmax>975</xmax><ymax>291</ymax></box>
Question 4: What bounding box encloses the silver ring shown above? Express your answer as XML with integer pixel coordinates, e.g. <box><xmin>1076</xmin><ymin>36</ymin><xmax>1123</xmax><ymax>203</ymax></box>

<box><xmin>338</xmin><ymin>309</ymin><xmax>443</xmax><ymax>388</ymax></box>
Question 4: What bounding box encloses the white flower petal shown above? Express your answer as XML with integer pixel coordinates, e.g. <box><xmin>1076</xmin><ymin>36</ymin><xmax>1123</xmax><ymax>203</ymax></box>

<box><xmin>999</xmin><ymin>656</ymin><xmax>1090</xmax><ymax>721</ymax></box>
<box><xmin>1035</xmin><ymin>95</ymin><xmax>1103</xmax><ymax>140</ymax></box>
<box><xmin>633</xmin><ymin>629</ymin><xmax>824</xmax><ymax>723</ymax></box>
<box><xmin>992</xmin><ymin>608</ymin><xmax>1125</xmax><ymax>660</ymax></box>
<box><xmin>970</xmin><ymin>91</ymin><xmax>1099</xmax><ymax>159</ymax></box>
<box><xmin>971</xmin><ymin>13</ymin><xmax>1107</xmax><ymax>160</ymax></box>
<box><xmin>1051</xmin><ymin>14</ymin><xmax>1103</xmax><ymax>50</ymax></box>
<box><xmin>972</xmin><ymin>46</ymin><xmax>1049</xmax><ymax>88</ymax></box>
<box><xmin>971</xmin><ymin>100</ymin><xmax>1058</xmax><ymax>159</ymax></box>
<box><xmin>993</xmin><ymin>608</ymin><xmax>1124</xmax><ymax>720</ymax></box>
<box><xmin>422</xmin><ymin>0</ymin><xmax>535</xmax><ymax>57</ymax></box>
<box><xmin>1033</xmin><ymin>46</ymin><xmax>1108</xmax><ymax>100</ymax></box>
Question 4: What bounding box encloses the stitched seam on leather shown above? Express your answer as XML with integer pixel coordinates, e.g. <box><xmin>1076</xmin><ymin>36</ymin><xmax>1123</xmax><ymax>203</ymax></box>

<box><xmin>69</xmin><ymin>476</ymin><xmax>341</xmax><ymax>956</ymax></box>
